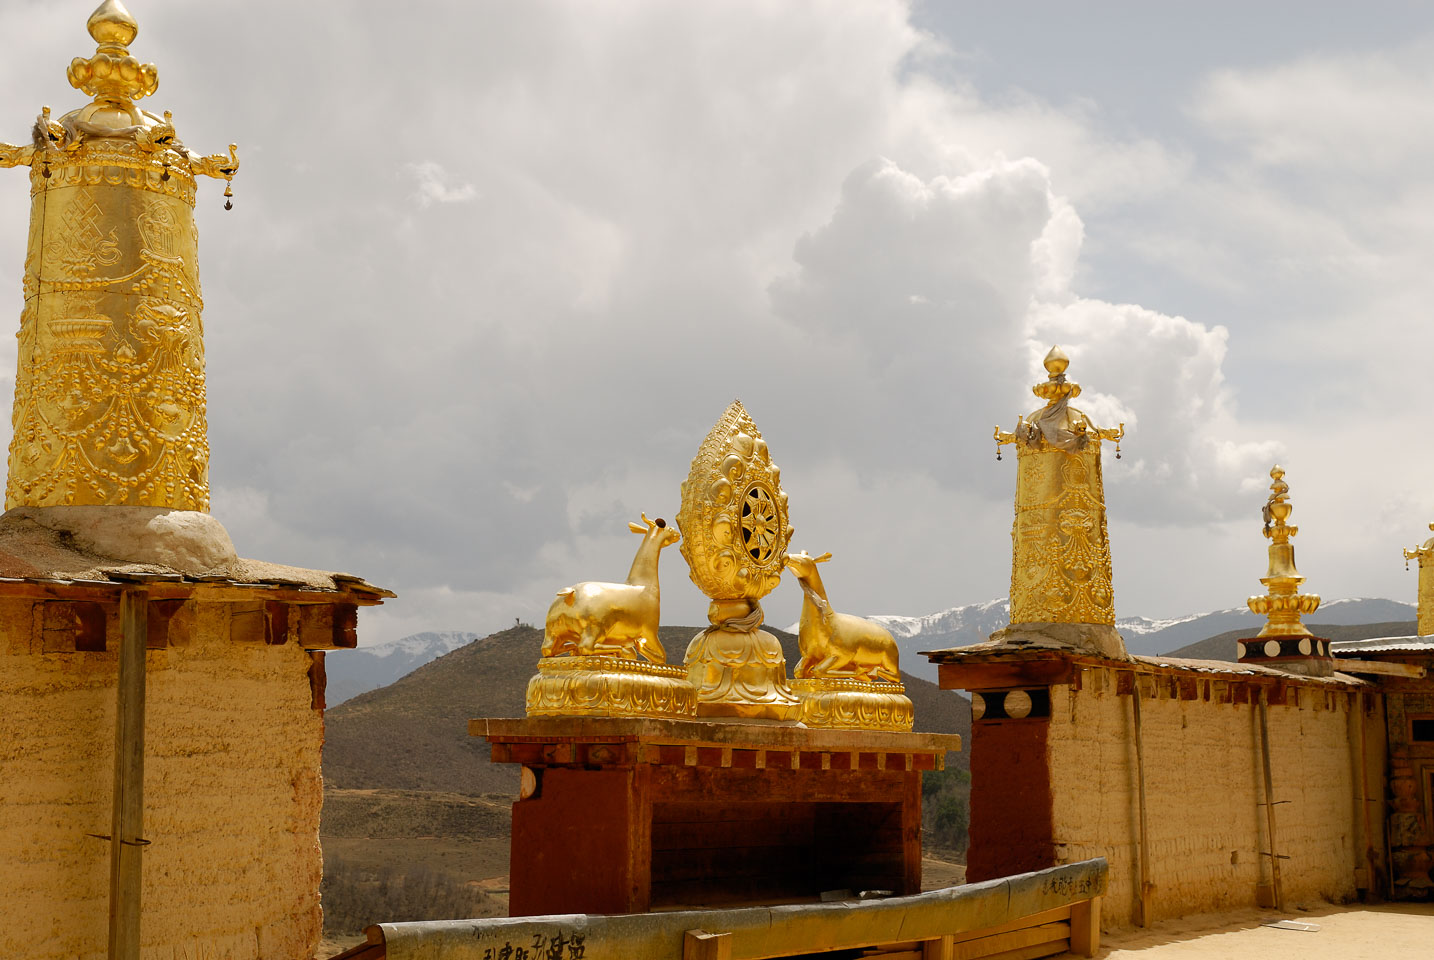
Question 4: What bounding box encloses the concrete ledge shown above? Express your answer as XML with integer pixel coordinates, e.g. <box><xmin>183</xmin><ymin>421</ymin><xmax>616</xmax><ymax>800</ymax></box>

<box><xmin>358</xmin><ymin>859</ymin><xmax>1108</xmax><ymax>960</ymax></box>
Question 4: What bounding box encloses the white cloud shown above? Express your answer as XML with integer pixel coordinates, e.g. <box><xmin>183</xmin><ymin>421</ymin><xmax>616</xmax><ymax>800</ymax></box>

<box><xmin>0</xmin><ymin>0</ymin><xmax>1420</xmax><ymax>635</ymax></box>
<box><xmin>406</xmin><ymin>161</ymin><xmax>478</xmax><ymax>207</ymax></box>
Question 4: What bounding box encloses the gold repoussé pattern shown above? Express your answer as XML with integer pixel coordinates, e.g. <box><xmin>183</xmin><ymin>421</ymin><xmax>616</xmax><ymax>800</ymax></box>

<box><xmin>676</xmin><ymin>400</ymin><xmax>791</xmax><ymax>602</ymax></box>
<box><xmin>8</xmin><ymin>161</ymin><xmax>208</xmax><ymax>508</ymax></box>
<box><xmin>995</xmin><ymin>347</ymin><xmax>1123</xmax><ymax>627</ymax></box>
<box><xmin>0</xmin><ymin>0</ymin><xmax>238</xmax><ymax>509</ymax></box>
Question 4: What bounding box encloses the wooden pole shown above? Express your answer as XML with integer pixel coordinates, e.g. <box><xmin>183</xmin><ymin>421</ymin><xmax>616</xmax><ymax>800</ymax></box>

<box><xmin>108</xmin><ymin>589</ymin><xmax>148</xmax><ymax>960</ymax></box>
<box><xmin>1257</xmin><ymin>688</ymin><xmax>1284</xmax><ymax>912</ymax></box>
<box><xmin>1132</xmin><ymin>682</ymin><xmax>1153</xmax><ymax>926</ymax></box>
<box><xmin>1354</xmin><ymin>692</ymin><xmax>1375</xmax><ymax>894</ymax></box>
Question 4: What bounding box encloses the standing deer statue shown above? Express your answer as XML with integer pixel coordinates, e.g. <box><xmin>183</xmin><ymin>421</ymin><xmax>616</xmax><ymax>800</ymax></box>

<box><xmin>542</xmin><ymin>514</ymin><xmax>680</xmax><ymax>664</ymax></box>
<box><xmin>785</xmin><ymin>550</ymin><xmax>900</xmax><ymax>682</ymax></box>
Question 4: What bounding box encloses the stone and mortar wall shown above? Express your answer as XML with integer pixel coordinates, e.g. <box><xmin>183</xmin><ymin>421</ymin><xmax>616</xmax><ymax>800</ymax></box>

<box><xmin>1046</xmin><ymin>664</ymin><xmax>1386</xmax><ymax>927</ymax></box>
<box><xmin>0</xmin><ymin>597</ymin><xmax>326</xmax><ymax>960</ymax></box>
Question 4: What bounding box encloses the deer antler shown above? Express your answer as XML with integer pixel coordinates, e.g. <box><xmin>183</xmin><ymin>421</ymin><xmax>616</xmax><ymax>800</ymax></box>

<box><xmin>640</xmin><ymin>512</ymin><xmax>653</xmax><ymax>528</ymax></box>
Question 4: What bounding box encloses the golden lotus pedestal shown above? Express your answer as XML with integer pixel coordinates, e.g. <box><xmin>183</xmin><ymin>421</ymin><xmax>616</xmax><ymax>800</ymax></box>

<box><xmin>525</xmin><ymin>656</ymin><xmax>698</xmax><ymax>719</ymax></box>
<box><xmin>474</xmin><ymin>717</ymin><xmax>961</xmax><ymax>917</ymax></box>
<box><xmin>791</xmin><ymin>677</ymin><xmax>914</xmax><ymax>731</ymax></box>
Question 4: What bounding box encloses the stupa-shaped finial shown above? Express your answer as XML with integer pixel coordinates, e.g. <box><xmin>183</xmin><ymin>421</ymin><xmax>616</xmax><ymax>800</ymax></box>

<box><xmin>67</xmin><ymin>1</ymin><xmax>158</xmax><ymax>103</ymax></box>
<box><xmin>1247</xmin><ymin>465</ymin><xmax>1321</xmax><ymax>637</ymax></box>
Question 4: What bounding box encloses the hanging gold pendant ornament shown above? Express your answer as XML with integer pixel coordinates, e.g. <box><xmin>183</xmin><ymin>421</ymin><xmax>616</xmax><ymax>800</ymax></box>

<box><xmin>677</xmin><ymin>401</ymin><xmax>800</xmax><ymax>721</ymax></box>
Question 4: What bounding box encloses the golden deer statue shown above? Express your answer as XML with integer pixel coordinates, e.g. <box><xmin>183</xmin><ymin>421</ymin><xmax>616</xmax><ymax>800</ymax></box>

<box><xmin>784</xmin><ymin>550</ymin><xmax>900</xmax><ymax>682</ymax></box>
<box><xmin>543</xmin><ymin>514</ymin><xmax>680</xmax><ymax>664</ymax></box>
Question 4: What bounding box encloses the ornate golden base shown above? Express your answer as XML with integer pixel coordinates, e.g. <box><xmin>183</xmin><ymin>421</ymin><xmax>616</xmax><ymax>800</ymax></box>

<box><xmin>525</xmin><ymin>656</ymin><xmax>698</xmax><ymax>719</ymax></box>
<box><xmin>791</xmin><ymin>677</ymin><xmax>914</xmax><ymax>731</ymax></box>
<box><xmin>685</xmin><ymin>625</ymin><xmax>802</xmax><ymax>722</ymax></box>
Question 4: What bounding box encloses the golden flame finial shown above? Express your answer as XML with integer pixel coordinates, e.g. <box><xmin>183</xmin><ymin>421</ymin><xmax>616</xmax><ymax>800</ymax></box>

<box><xmin>1043</xmin><ymin>344</ymin><xmax>1070</xmax><ymax>378</ymax></box>
<box><xmin>69</xmin><ymin>1</ymin><xmax>158</xmax><ymax>102</ymax></box>
<box><xmin>1247</xmin><ymin>464</ymin><xmax>1320</xmax><ymax>637</ymax></box>
<box><xmin>88</xmin><ymin>0</ymin><xmax>138</xmax><ymax>45</ymax></box>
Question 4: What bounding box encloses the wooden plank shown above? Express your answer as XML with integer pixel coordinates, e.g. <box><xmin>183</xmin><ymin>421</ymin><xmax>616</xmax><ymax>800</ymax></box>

<box><xmin>653</xmin><ymin>817</ymin><xmax>813</xmax><ymax>851</ymax></box>
<box><xmin>684</xmin><ymin>930</ymin><xmax>732</xmax><ymax>960</ymax></box>
<box><xmin>477</xmin><ymin>716</ymin><xmax>960</xmax><ymax>756</ymax></box>
<box><xmin>1337</xmin><ymin>658</ymin><xmax>1427</xmax><ymax>678</ymax></box>
<box><xmin>979</xmin><ymin>942</ymin><xmax>1068</xmax><ymax>960</ymax></box>
<box><xmin>653</xmin><ymin>801</ymin><xmax>818</xmax><ymax>824</ymax></box>
<box><xmin>951</xmin><ymin>922</ymin><xmax>1069</xmax><ymax>960</ymax></box>
<box><xmin>1069</xmin><ymin>896</ymin><xmax>1100</xmax><ymax>956</ymax></box>
<box><xmin>629</xmin><ymin>762</ymin><xmax>653</xmax><ymax>914</ymax></box>
<box><xmin>937</xmin><ymin>659</ymin><xmax>1073</xmax><ymax>691</ymax></box>
<box><xmin>108</xmin><ymin>588</ymin><xmax>148</xmax><ymax>960</ymax></box>
<box><xmin>860</xmin><ymin>950</ymin><xmax>921</xmax><ymax>960</ymax></box>
<box><xmin>949</xmin><ymin>907</ymin><xmax>1069</xmax><ymax>944</ymax></box>
<box><xmin>901</xmin><ymin>771</ymin><xmax>922</xmax><ymax>895</ymax></box>
<box><xmin>922</xmin><ymin>936</ymin><xmax>954</xmax><ymax>960</ymax></box>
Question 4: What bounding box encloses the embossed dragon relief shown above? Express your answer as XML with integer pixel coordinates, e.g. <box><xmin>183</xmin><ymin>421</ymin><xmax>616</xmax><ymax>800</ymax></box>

<box><xmin>1011</xmin><ymin>453</ymin><xmax>1115</xmax><ymax>625</ymax></box>
<box><xmin>7</xmin><ymin>193</ymin><xmax>207</xmax><ymax>509</ymax></box>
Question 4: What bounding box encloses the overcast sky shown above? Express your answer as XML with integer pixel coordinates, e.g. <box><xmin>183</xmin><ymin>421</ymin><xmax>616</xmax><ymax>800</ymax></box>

<box><xmin>1</xmin><ymin>1</ymin><xmax>1431</xmax><ymax>645</ymax></box>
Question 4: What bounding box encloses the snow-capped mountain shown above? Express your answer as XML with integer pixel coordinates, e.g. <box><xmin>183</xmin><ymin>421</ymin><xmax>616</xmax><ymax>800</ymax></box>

<box><xmin>328</xmin><ymin>597</ymin><xmax>1416</xmax><ymax>702</ymax></box>
<box><xmin>789</xmin><ymin>596</ymin><xmax>1416</xmax><ymax>683</ymax></box>
<box><xmin>325</xmin><ymin>631</ymin><xmax>479</xmax><ymax>706</ymax></box>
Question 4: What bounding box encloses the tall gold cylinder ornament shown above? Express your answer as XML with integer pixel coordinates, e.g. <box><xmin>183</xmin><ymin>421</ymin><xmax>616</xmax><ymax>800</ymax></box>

<box><xmin>0</xmin><ymin>1</ymin><xmax>238</xmax><ymax>510</ymax></box>
<box><xmin>677</xmin><ymin>400</ymin><xmax>800</xmax><ymax>721</ymax></box>
<box><xmin>1404</xmin><ymin>524</ymin><xmax>1434</xmax><ymax>638</ymax></box>
<box><xmin>993</xmin><ymin>346</ymin><xmax>1127</xmax><ymax>659</ymax></box>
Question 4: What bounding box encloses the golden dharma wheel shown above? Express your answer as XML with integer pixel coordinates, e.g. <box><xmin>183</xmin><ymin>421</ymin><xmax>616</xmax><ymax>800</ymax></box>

<box><xmin>677</xmin><ymin>400</ymin><xmax>791</xmax><ymax>602</ymax></box>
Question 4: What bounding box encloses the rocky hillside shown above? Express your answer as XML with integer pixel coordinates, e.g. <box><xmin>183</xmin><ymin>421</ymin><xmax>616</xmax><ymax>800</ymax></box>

<box><xmin>323</xmin><ymin>625</ymin><xmax>971</xmax><ymax>795</ymax></box>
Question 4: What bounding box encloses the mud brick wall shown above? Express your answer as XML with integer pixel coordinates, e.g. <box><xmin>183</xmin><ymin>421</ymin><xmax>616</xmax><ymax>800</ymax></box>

<box><xmin>1045</xmin><ymin>664</ymin><xmax>1386</xmax><ymax>927</ymax></box>
<box><xmin>0</xmin><ymin>596</ymin><xmax>328</xmax><ymax>960</ymax></box>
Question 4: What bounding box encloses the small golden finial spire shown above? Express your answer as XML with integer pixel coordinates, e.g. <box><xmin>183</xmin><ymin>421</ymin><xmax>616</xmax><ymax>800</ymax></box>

<box><xmin>1247</xmin><ymin>465</ymin><xmax>1321</xmax><ymax>637</ymax></box>
<box><xmin>68</xmin><ymin>1</ymin><xmax>159</xmax><ymax>103</ymax></box>
<box><xmin>1404</xmin><ymin>522</ymin><xmax>1434</xmax><ymax>636</ymax></box>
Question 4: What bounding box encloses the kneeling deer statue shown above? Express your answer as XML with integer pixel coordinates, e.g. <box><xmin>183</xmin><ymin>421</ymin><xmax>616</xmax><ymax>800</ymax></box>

<box><xmin>784</xmin><ymin>550</ymin><xmax>900</xmax><ymax>683</ymax></box>
<box><xmin>543</xmin><ymin>514</ymin><xmax>679</xmax><ymax>664</ymax></box>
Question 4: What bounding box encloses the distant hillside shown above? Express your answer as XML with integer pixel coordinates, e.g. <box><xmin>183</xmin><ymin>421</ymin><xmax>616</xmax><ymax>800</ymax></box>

<box><xmin>1163</xmin><ymin>621</ymin><xmax>1418</xmax><ymax>661</ymax></box>
<box><xmin>324</xmin><ymin>625</ymin><xmax>971</xmax><ymax>795</ymax></box>
<box><xmin>326</xmin><ymin>631</ymin><xmax>480</xmax><ymax>705</ymax></box>
<box><xmin>884</xmin><ymin>596</ymin><xmax>1416</xmax><ymax>674</ymax></box>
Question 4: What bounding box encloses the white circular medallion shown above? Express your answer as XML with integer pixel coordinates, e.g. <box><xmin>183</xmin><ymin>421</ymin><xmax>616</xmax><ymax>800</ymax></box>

<box><xmin>1263</xmin><ymin>639</ymin><xmax>1281</xmax><ymax>658</ymax></box>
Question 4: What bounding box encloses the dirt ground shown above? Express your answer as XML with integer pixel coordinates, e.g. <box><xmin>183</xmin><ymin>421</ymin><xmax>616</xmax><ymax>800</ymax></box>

<box><xmin>1097</xmin><ymin>901</ymin><xmax>1434</xmax><ymax>958</ymax></box>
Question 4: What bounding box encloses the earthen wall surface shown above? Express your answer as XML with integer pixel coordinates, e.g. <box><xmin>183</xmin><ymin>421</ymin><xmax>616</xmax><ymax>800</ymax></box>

<box><xmin>0</xmin><ymin>597</ymin><xmax>325</xmax><ymax>960</ymax></box>
<box><xmin>1045</xmin><ymin>665</ymin><xmax>1386</xmax><ymax>927</ymax></box>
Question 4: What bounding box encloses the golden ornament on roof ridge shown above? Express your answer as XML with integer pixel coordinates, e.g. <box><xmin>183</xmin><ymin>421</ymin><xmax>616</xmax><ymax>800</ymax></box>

<box><xmin>990</xmin><ymin>345</ymin><xmax>1127</xmax><ymax>657</ymax></box>
<box><xmin>1247</xmin><ymin>464</ymin><xmax>1321</xmax><ymax>638</ymax></box>
<box><xmin>0</xmin><ymin>2</ymin><xmax>239</xmax><ymax>510</ymax></box>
